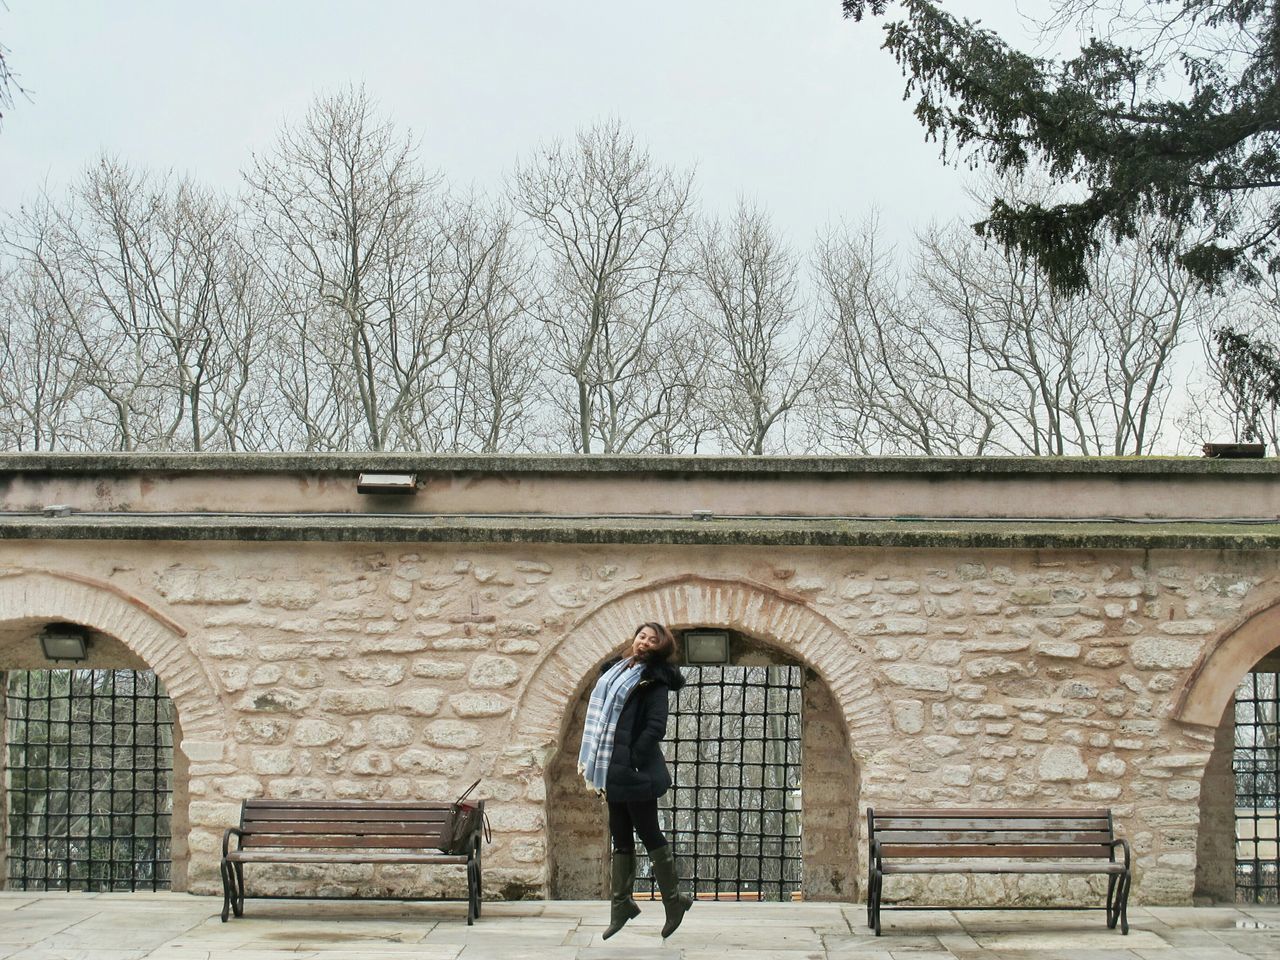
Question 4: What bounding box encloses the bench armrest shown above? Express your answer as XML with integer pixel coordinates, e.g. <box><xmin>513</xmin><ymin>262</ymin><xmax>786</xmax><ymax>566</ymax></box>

<box><xmin>869</xmin><ymin>838</ymin><xmax>883</xmax><ymax>869</ymax></box>
<box><xmin>1108</xmin><ymin>837</ymin><xmax>1130</xmax><ymax>870</ymax></box>
<box><xmin>222</xmin><ymin>827</ymin><xmax>245</xmax><ymax>860</ymax></box>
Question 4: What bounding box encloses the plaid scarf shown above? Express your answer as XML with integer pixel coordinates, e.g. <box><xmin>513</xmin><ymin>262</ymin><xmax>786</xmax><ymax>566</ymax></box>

<box><xmin>578</xmin><ymin>658</ymin><xmax>643</xmax><ymax>792</ymax></box>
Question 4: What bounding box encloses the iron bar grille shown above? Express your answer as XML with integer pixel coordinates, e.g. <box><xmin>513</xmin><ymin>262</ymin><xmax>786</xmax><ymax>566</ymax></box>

<box><xmin>1235</xmin><ymin>670</ymin><xmax>1279</xmax><ymax>904</ymax></box>
<box><xmin>5</xmin><ymin>669</ymin><xmax>174</xmax><ymax>891</ymax></box>
<box><xmin>637</xmin><ymin>665</ymin><xmax>803</xmax><ymax>901</ymax></box>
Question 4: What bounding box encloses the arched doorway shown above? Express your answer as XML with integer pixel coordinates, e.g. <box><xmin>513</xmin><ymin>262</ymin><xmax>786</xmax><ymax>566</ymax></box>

<box><xmin>1177</xmin><ymin>600</ymin><xmax>1280</xmax><ymax>904</ymax></box>
<box><xmin>0</xmin><ymin>570</ymin><xmax>226</xmax><ymax>892</ymax></box>
<box><xmin>510</xmin><ymin>575</ymin><xmax>891</xmax><ymax>902</ymax></box>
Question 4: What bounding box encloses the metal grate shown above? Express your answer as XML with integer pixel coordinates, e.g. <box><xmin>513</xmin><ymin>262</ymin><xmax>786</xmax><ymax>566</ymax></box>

<box><xmin>5</xmin><ymin>669</ymin><xmax>174</xmax><ymax>891</ymax></box>
<box><xmin>638</xmin><ymin>665</ymin><xmax>803</xmax><ymax>901</ymax></box>
<box><xmin>1235</xmin><ymin>670</ymin><xmax>1279</xmax><ymax>904</ymax></box>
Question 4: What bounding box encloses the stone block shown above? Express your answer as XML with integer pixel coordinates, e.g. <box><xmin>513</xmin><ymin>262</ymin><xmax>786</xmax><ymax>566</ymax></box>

<box><xmin>468</xmin><ymin>654</ymin><xmax>522</xmax><ymax>690</ymax></box>
<box><xmin>157</xmin><ymin>567</ymin><xmax>251</xmax><ymax>605</ymax></box>
<box><xmin>251</xmin><ymin>750</ymin><xmax>295</xmax><ymax>776</ymax></box>
<box><xmin>966</xmin><ymin>657</ymin><xmax>1025</xmax><ymax>678</ymax></box>
<box><xmin>432</xmin><ymin>637</ymin><xmax>491</xmax><ymax>651</ymax></box>
<box><xmin>338</xmin><ymin>660</ymin><xmax>406</xmax><ymax>686</ymax></box>
<box><xmin>396</xmin><ymin>689</ymin><xmax>445</xmax><ymax>717</ymax></box>
<box><xmin>450</xmin><ymin>693</ymin><xmax>514</xmax><ymax>718</ymax></box>
<box><xmin>1039</xmin><ymin>746</ymin><xmax>1088</xmax><ymax>782</ymax></box>
<box><xmin>497</xmin><ymin>639</ymin><xmax>541</xmax><ymax>654</ymax></box>
<box><xmin>350</xmin><ymin>751</ymin><xmax>393</xmax><ymax>775</ymax></box>
<box><xmin>357</xmin><ymin>636</ymin><xmax>429</xmax><ymax>654</ymax></box>
<box><xmin>251</xmin><ymin>665</ymin><xmax>283</xmax><ymax>685</ymax></box>
<box><xmin>394</xmin><ymin>748</ymin><xmax>468</xmax><ymax>776</ymax></box>
<box><xmin>234</xmin><ymin>718</ymin><xmax>291</xmax><ymax>744</ymax></box>
<box><xmin>319</xmin><ymin>690</ymin><xmax>392</xmax><ymax>714</ymax></box>
<box><xmin>369</xmin><ymin>715</ymin><xmax>415</xmax><ymax>748</ymax></box>
<box><xmin>293</xmin><ymin>718</ymin><xmax>342</xmax><ymax>746</ymax></box>
<box><xmin>923</xmin><ymin>735</ymin><xmax>962</xmax><ymax>756</ymax></box>
<box><xmin>236</xmin><ymin>688</ymin><xmax>315</xmax><ymax>714</ymax></box>
<box><xmin>1131</xmin><ymin>637</ymin><xmax>1201</xmax><ymax>670</ymax></box>
<box><xmin>549</xmin><ymin>585</ymin><xmax>590</xmax><ymax>608</ymax></box>
<box><xmin>1036</xmin><ymin>641</ymin><xmax>1081</xmax><ymax>659</ymax></box>
<box><xmin>213</xmin><ymin>775</ymin><xmax>263</xmax><ymax>799</ymax></box>
<box><xmin>854</xmin><ymin>617</ymin><xmax>929</xmax><ymax>636</ymax></box>
<box><xmin>488</xmin><ymin>805</ymin><xmax>545</xmax><ymax>833</ymax></box>
<box><xmin>891</xmin><ymin>699</ymin><xmax>925</xmax><ymax>734</ymax></box>
<box><xmin>258</xmin><ymin>582</ymin><xmax>320</xmax><ymax>610</ymax></box>
<box><xmin>266</xmin><ymin>778</ymin><xmax>330</xmax><ymax>799</ymax></box>
<box><xmin>424</xmin><ymin>719</ymin><xmax>483</xmax><ymax>749</ymax></box>
<box><xmin>188</xmin><ymin>801</ymin><xmax>242</xmax><ymax>827</ymax></box>
<box><xmin>411</xmin><ymin>659</ymin><xmax>467</xmax><ymax>680</ymax></box>
<box><xmin>504</xmin><ymin>588</ymin><xmax>537</xmax><ymax>608</ymax></box>
<box><xmin>883</xmin><ymin>664</ymin><xmax>948</xmax><ymax>692</ymax></box>
<box><xmin>180</xmin><ymin>740</ymin><xmax>226</xmax><ymax>763</ymax></box>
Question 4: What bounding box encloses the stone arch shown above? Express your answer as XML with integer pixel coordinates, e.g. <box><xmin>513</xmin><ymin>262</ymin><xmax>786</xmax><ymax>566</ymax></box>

<box><xmin>1173</xmin><ymin>596</ymin><xmax>1280</xmax><ymax>728</ymax></box>
<box><xmin>511</xmin><ymin>574</ymin><xmax>893</xmax><ymax>757</ymax></box>
<box><xmin>1173</xmin><ymin>596</ymin><xmax>1280</xmax><ymax>902</ymax></box>
<box><xmin>0</xmin><ymin>569</ymin><xmax>228</xmax><ymax>749</ymax></box>
<box><xmin>511</xmin><ymin>574</ymin><xmax>890</xmax><ymax>900</ymax></box>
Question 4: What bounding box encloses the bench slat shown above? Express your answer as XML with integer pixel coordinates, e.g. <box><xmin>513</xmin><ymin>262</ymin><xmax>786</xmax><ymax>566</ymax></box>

<box><xmin>874</xmin><ymin>808</ymin><xmax>1111</xmax><ymax>818</ymax></box>
<box><xmin>227</xmin><ymin>850</ymin><xmax>468</xmax><ymax>865</ymax></box>
<box><xmin>874</xmin><ymin>830</ymin><xmax>1113</xmax><ymax>844</ymax></box>
<box><xmin>244</xmin><ymin>809</ymin><xmax>452</xmax><ymax>823</ymax></box>
<box><xmin>243</xmin><ymin>800</ymin><xmax>457</xmax><ymax>810</ymax></box>
<box><xmin>239</xmin><ymin>835</ymin><xmax>455</xmax><ymax>850</ymax></box>
<box><xmin>879</xmin><ymin>843</ymin><xmax>1115</xmax><ymax>859</ymax></box>
<box><xmin>882</xmin><ymin>862</ymin><xmax>1126</xmax><ymax>875</ymax></box>
<box><xmin>874</xmin><ymin>817</ymin><xmax>1109</xmax><ymax>831</ymax></box>
<box><xmin>241</xmin><ymin>821</ymin><xmax>450</xmax><ymax>837</ymax></box>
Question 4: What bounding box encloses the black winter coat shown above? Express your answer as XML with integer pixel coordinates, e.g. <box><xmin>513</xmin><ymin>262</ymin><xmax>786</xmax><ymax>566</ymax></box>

<box><xmin>600</xmin><ymin>658</ymin><xmax>686</xmax><ymax>802</ymax></box>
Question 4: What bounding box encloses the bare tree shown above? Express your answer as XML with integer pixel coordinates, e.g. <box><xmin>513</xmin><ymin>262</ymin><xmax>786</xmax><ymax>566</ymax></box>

<box><xmin>0</xmin><ymin>260</ymin><xmax>88</xmax><ymax>450</ymax></box>
<box><xmin>429</xmin><ymin>203</ymin><xmax>541</xmax><ymax>452</ymax></box>
<box><xmin>247</xmin><ymin>87</ymin><xmax>502</xmax><ymax>451</ymax></box>
<box><xmin>812</xmin><ymin>217</ymin><xmax>997</xmax><ymax>455</ymax></box>
<box><xmin>813</xmin><ymin>190</ymin><xmax>1204</xmax><ymax>457</ymax></box>
<box><xmin>2</xmin><ymin>158</ymin><xmax>274</xmax><ymax>451</ymax></box>
<box><xmin>1179</xmin><ymin>280</ymin><xmax>1279</xmax><ymax>451</ymax></box>
<box><xmin>513</xmin><ymin>120</ymin><xmax>696</xmax><ymax>454</ymax></box>
<box><xmin>693</xmin><ymin>201</ymin><xmax>821</xmax><ymax>454</ymax></box>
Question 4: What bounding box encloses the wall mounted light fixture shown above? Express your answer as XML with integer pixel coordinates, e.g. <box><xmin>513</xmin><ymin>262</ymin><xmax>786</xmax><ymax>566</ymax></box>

<box><xmin>356</xmin><ymin>472</ymin><xmax>418</xmax><ymax>494</ymax></box>
<box><xmin>683</xmin><ymin>629</ymin><xmax>730</xmax><ymax>665</ymax></box>
<box><xmin>39</xmin><ymin>623</ymin><xmax>89</xmax><ymax>662</ymax></box>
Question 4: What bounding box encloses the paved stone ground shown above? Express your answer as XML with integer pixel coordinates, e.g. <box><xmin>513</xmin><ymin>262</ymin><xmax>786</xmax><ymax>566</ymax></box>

<box><xmin>0</xmin><ymin>894</ymin><xmax>1278</xmax><ymax>960</ymax></box>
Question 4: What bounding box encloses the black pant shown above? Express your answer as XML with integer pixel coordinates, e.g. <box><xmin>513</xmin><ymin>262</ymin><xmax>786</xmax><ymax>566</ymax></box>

<box><xmin>608</xmin><ymin>798</ymin><xmax>668</xmax><ymax>854</ymax></box>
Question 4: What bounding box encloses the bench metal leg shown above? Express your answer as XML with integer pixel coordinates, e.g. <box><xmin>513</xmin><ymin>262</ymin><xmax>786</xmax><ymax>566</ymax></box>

<box><xmin>466</xmin><ymin>838</ymin><xmax>482</xmax><ymax>925</ymax></box>
<box><xmin>1117</xmin><ymin>873</ymin><xmax>1130</xmax><ymax>935</ymax></box>
<box><xmin>866</xmin><ymin>860</ymin><xmax>875</xmax><ymax>929</ymax></box>
<box><xmin>870</xmin><ymin>870</ymin><xmax>883</xmax><ymax>936</ymax></box>
<box><xmin>1106</xmin><ymin>873</ymin><xmax>1118</xmax><ymax>929</ymax></box>
<box><xmin>220</xmin><ymin>861</ymin><xmax>233</xmax><ymax>923</ymax></box>
<box><xmin>232</xmin><ymin>862</ymin><xmax>246</xmax><ymax>918</ymax></box>
<box><xmin>466</xmin><ymin>858</ymin><xmax>477</xmax><ymax>926</ymax></box>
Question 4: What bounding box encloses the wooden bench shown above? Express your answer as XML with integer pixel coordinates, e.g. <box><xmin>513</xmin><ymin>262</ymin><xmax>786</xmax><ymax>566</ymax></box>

<box><xmin>866</xmin><ymin>808</ymin><xmax>1131</xmax><ymax>935</ymax></box>
<box><xmin>221</xmin><ymin>797</ymin><xmax>487</xmax><ymax>924</ymax></box>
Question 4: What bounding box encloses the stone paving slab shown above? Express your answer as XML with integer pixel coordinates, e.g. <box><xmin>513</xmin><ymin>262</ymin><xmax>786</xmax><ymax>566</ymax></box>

<box><xmin>0</xmin><ymin>895</ymin><xmax>1277</xmax><ymax>959</ymax></box>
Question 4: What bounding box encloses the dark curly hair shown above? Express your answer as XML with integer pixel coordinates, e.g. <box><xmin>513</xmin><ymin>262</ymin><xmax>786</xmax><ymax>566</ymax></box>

<box><xmin>631</xmin><ymin>621</ymin><xmax>677</xmax><ymax>664</ymax></box>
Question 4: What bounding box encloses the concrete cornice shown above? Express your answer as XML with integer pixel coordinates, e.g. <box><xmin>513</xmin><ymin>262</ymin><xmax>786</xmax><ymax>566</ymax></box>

<box><xmin>2</xmin><ymin>514</ymin><xmax>1278</xmax><ymax>550</ymax></box>
<box><xmin>2</xmin><ymin>452</ymin><xmax>1278</xmax><ymax>477</ymax></box>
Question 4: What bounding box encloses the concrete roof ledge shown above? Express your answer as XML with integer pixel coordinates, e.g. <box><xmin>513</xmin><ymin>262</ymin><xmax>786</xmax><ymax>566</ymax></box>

<box><xmin>1</xmin><ymin>451</ymin><xmax>1279</xmax><ymax>477</ymax></box>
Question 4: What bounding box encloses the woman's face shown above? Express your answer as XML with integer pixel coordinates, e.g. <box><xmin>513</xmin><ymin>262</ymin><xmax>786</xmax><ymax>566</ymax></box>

<box><xmin>631</xmin><ymin>625</ymin><xmax>661</xmax><ymax>659</ymax></box>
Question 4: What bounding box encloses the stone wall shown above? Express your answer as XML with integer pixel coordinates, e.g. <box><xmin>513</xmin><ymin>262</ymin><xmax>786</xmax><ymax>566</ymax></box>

<box><xmin>0</xmin><ymin>539</ymin><xmax>1275</xmax><ymax>905</ymax></box>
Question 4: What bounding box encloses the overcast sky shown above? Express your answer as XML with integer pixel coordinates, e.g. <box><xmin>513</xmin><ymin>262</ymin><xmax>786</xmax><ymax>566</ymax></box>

<box><xmin>1</xmin><ymin>1</ymin><xmax>1051</xmax><ymax>247</ymax></box>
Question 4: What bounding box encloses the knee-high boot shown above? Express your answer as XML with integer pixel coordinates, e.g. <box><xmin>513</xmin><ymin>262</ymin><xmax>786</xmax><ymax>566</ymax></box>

<box><xmin>602</xmin><ymin>851</ymin><xmax>640</xmax><ymax>940</ymax></box>
<box><xmin>648</xmin><ymin>844</ymin><xmax>692</xmax><ymax>938</ymax></box>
